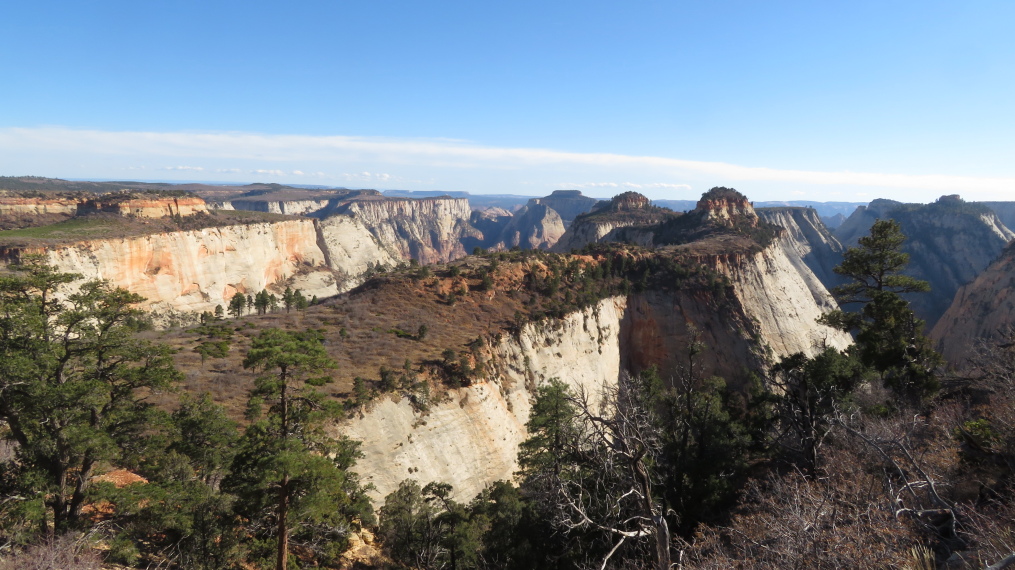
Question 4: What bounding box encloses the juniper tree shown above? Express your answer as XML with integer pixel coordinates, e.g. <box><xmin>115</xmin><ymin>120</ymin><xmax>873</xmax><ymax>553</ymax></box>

<box><xmin>0</xmin><ymin>258</ymin><xmax>181</xmax><ymax>534</ymax></box>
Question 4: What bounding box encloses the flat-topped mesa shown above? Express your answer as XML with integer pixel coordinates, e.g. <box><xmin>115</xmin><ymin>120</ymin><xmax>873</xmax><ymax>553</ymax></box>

<box><xmin>695</xmin><ymin>187</ymin><xmax>758</xmax><ymax>228</ymax></box>
<box><xmin>77</xmin><ymin>194</ymin><xmax>208</xmax><ymax>218</ymax></box>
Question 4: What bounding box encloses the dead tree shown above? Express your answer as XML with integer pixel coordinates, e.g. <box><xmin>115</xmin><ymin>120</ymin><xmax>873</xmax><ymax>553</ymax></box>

<box><xmin>535</xmin><ymin>373</ymin><xmax>672</xmax><ymax>570</ymax></box>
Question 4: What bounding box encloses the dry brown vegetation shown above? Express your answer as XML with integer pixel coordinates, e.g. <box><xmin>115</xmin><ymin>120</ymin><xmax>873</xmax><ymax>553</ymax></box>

<box><xmin>154</xmin><ymin>256</ymin><xmax>541</xmax><ymax>420</ymax></box>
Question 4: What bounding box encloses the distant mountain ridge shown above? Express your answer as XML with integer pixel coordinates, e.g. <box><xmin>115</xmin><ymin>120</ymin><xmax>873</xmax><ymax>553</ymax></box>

<box><xmin>833</xmin><ymin>195</ymin><xmax>1015</xmax><ymax>328</ymax></box>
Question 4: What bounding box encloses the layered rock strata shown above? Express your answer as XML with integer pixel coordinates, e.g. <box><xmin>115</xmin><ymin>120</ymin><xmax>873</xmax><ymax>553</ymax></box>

<box><xmin>756</xmin><ymin>207</ymin><xmax>847</xmax><ymax>293</ymax></box>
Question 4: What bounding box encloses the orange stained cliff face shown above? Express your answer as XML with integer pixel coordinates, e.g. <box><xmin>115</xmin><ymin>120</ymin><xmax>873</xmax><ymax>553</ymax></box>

<box><xmin>77</xmin><ymin>196</ymin><xmax>208</xmax><ymax>218</ymax></box>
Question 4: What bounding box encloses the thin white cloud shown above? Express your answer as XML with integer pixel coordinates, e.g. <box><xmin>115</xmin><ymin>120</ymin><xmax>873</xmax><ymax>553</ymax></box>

<box><xmin>564</xmin><ymin>182</ymin><xmax>693</xmax><ymax>191</ymax></box>
<box><xmin>2</xmin><ymin>127</ymin><xmax>1014</xmax><ymax>196</ymax></box>
<box><xmin>251</xmin><ymin>169</ymin><xmax>285</xmax><ymax>176</ymax></box>
<box><xmin>216</xmin><ymin>168</ymin><xmax>241</xmax><ymax>173</ymax></box>
<box><xmin>342</xmin><ymin>171</ymin><xmax>394</xmax><ymax>182</ymax></box>
<box><xmin>160</xmin><ymin>165</ymin><xmax>204</xmax><ymax>171</ymax></box>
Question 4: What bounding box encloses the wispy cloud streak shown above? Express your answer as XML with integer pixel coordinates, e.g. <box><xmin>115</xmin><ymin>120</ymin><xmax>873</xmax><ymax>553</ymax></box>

<box><xmin>2</xmin><ymin>127</ymin><xmax>1013</xmax><ymax>195</ymax></box>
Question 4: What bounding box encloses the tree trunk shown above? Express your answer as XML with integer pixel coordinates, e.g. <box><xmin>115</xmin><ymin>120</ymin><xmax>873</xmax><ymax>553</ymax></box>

<box><xmin>276</xmin><ymin>476</ymin><xmax>289</xmax><ymax>570</ymax></box>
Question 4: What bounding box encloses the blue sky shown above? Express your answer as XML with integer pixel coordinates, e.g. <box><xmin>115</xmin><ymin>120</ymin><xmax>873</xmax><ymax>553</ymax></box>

<box><xmin>3</xmin><ymin>1</ymin><xmax>1014</xmax><ymax>201</ymax></box>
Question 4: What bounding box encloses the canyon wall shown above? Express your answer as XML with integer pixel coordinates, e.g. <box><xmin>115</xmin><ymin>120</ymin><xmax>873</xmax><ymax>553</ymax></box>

<box><xmin>342</xmin><ymin>238</ymin><xmax>851</xmax><ymax>503</ymax></box>
<box><xmin>343</xmin><ymin>297</ymin><xmax>628</xmax><ymax>502</ymax></box>
<box><xmin>0</xmin><ymin>197</ymin><xmax>79</xmax><ymax>217</ymax></box>
<box><xmin>215</xmin><ymin>199</ymin><xmax>333</xmax><ymax>216</ymax></box>
<box><xmin>487</xmin><ymin>203</ymin><xmax>566</xmax><ymax>250</ymax></box>
<box><xmin>528</xmin><ymin>190</ymin><xmax>599</xmax><ymax>226</ymax></box>
<box><xmin>833</xmin><ymin>196</ymin><xmax>1014</xmax><ymax>327</ymax></box>
<box><xmin>336</xmin><ymin>198</ymin><xmax>481</xmax><ymax>264</ymax></box>
<box><xmin>23</xmin><ymin>220</ymin><xmax>336</xmax><ymax>316</ymax></box>
<box><xmin>931</xmin><ymin>241</ymin><xmax>1015</xmax><ymax>366</ymax></box>
<box><xmin>982</xmin><ymin>202</ymin><xmax>1015</xmax><ymax>234</ymax></box>
<box><xmin>77</xmin><ymin>196</ymin><xmax>208</xmax><ymax>218</ymax></box>
<box><xmin>315</xmin><ymin>214</ymin><xmax>401</xmax><ymax>287</ymax></box>
<box><xmin>756</xmin><ymin>207</ymin><xmax>847</xmax><ymax>293</ymax></box>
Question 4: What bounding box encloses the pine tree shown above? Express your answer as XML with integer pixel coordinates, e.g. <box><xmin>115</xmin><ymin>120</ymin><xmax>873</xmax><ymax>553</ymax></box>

<box><xmin>820</xmin><ymin>219</ymin><xmax>941</xmax><ymax>401</ymax></box>
<box><xmin>228</xmin><ymin>292</ymin><xmax>246</xmax><ymax>317</ymax></box>
<box><xmin>223</xmin><ymin>329</ymin><xmax>372</xmax><ymax>569</ymax></box>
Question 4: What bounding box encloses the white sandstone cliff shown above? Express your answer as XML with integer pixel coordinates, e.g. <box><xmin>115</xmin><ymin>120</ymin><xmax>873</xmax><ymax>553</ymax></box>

<box><xmin>342</xmin><ymin>239</ymin><xmax>851</xmax><ymax>503</ymax></box>
<box><xmin>27</xmin><ymin>220</ymin><xmax>337</xmax><ymax>316</ymax></box>
<box><xmin>342</xmin><ymin>297</ymin><xmax>628</xmax><ymax>502</ymax></box>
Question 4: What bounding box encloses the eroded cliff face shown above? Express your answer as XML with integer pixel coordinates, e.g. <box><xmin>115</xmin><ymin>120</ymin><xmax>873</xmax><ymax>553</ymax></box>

<box><xmin>342</xmin><ymin>297</ymin><xmax>628</xmax><ymax>502</ymax></box>
<box><xmin>931</xmin><ymin>241</ymin><xmax>1015</xmax><ymax>365</ymax></box>
<box><xmin>0</xmin><ymin>197</ymin><xmax>79</xmax><ymax>217</ymax></box>
<box><xmin>756</xmin><ymin>207</ymin><xmax>846</xmax><ymax>293</ymax></box>
<box><xmin>342</xmin><ymin>238</ymin><xmax>851</xmax><ymax>502</ymax></box>
<box><xmin>336</xmin><ymin>198</ymin><xmax>481</xmax><ymax>264</ymax></box>
<box><xmin>488</xmin><ymin>203</ymin><xmax>566</xmax><ymax>251</ymax></box>
<box><xmin>315</xmin><ymin>215</ymin><xmax>400</xmax><ymax>288</ymax></box>
<box><xmin>0</xmin><ymin>197</ymin><xmax>485</xmax><ymax>319</ymax></box>
<box><xmin>552</xmin><ymin>218</ymin><xmax>633</xmax><ymax>252</ymax></box>
<box><xmin>28</xmin><ymin>220</ymin><xmax>337</xmax><ymax>316</ymax></box>
<box><xmin>528</xmin><ymin>190</ymin><xmax>599</xmax><ymax>227</ymax></box>
<box><xmin>982</xmin><ymin>202</ymin><xmax>1015</xmax><ymax>235</ymax></box>
<box><xmin>217</xmin><ymin>199</ymin><xmax>333</xmax><ymax>216</ymax></box>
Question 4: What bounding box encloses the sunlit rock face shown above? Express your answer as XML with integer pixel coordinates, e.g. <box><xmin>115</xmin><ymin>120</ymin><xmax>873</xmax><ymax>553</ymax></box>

<box><xmin>756</xmin><ymin>207</ymin><xmax>847</xmax><ymax>294</ymax></box>
<box><xmin>552</xmin><ymin>192</ymin><xmax>674</xmax><ymax>252</ymax></box>
<box><xmin>489</xmin><ymin>203</ymin><xmax>566</xmax><ymax>251</ymax></box>
<box><xmin>342</xmin><ymin>232</ymin><xmax>851</xmax><ymax>504</ymax></box>
<box><xmin>335</xmin><ymin>198</ymin><xmax>481</xmax><ymax>265</ymax></box>
<box><xmin>3</xmin><ymin>220</ymin><xmax>335</xmax><ymax>316</ymax></box>
<box><xmin>932</xmin><ymin>241</ymin><xmax>1015</xmax><ymax>366</ymax></box>
<box><xmin>696</xmin><ymin>191</ymin><xmax>758</xmax><ymax>228</ymax></box>
<box><xmin>77</xmin><ymin>196</ymin><xmax>208</xmax><ymax>218</ymax></box>
<box><xmin>982</xmin><ymin>201</ymin><xmax>1015</xmax><ymax>234</ymax></box>
<box><xmin>0</xmin><ymin>197</ymin><xmax>79</xmax><ymax>217</ymax></box>
<box><xmin>342</xmin><ymin>297</ymin><xmax>629</xmax><ymax>503</ymax></box>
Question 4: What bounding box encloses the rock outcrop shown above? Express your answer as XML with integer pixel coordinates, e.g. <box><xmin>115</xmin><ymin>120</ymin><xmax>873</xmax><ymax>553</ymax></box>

<box><xmin>528</xmin><ymin>190</ymin><xmax>600</xmax><ymax>226</ymax></box>
<box><xmin>77</xmin><ymin>196</ymin><xmax>208</xmax><ymax>218</ymax></box>
<box><xmin>480</xmin><ymin>203</ymin><xmax>566</xmax><ymax>251</ymax></box>
<box><xmin>315</xmin><ymin>214</ymin><xmax>401</xmax><ymax>286</ymax></box>
<box><xmin>982</xmin><ymin>202</ymin><xmax>1015</xmax><ymax>234</ymax></box>
<box><xmin>0</xmin><ymin>196</ymin><xmax>79</xmax><ymax>217</ymax></box>
<box><xmin>343</xmin><ymin>240</ymin><xmax>852</xmax><ymax>502</ymax></box>
<box><xmin>216</xmin><ymin>198</ymin><xmax>333</xmax><ymax>216</ymax></box>
<box><xmin>931</xmin><ymin>241</ymin><xmax>1015</xmax><ymax>366</ymax></box>
<box><xmin>467</xmin><ymin>191</ymin><xmax>597</xmax><ymax>251</ymax></box>
<box><xmin>756</xmin><ymin>207</ymin><xmax>847</xmax><ymax>293</ymax></box>
<box><xmin>334</xmin><ymin>198</ymin><xmax>481</xmax><ymax>264</ymax></box>
<box><xmin>344</xmin><ymin>298</ymin><xmax>628</xmax><ymax>501</ymax></box>
<box><xmin>552</xmin><ymin>192</ymin><xmax>675</xmax><ymax>252</ymax></box>
<box><xmin>833</xmin><ymin>196</ymin><xmax>1015</xmax><ymax>327</ymax></box>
